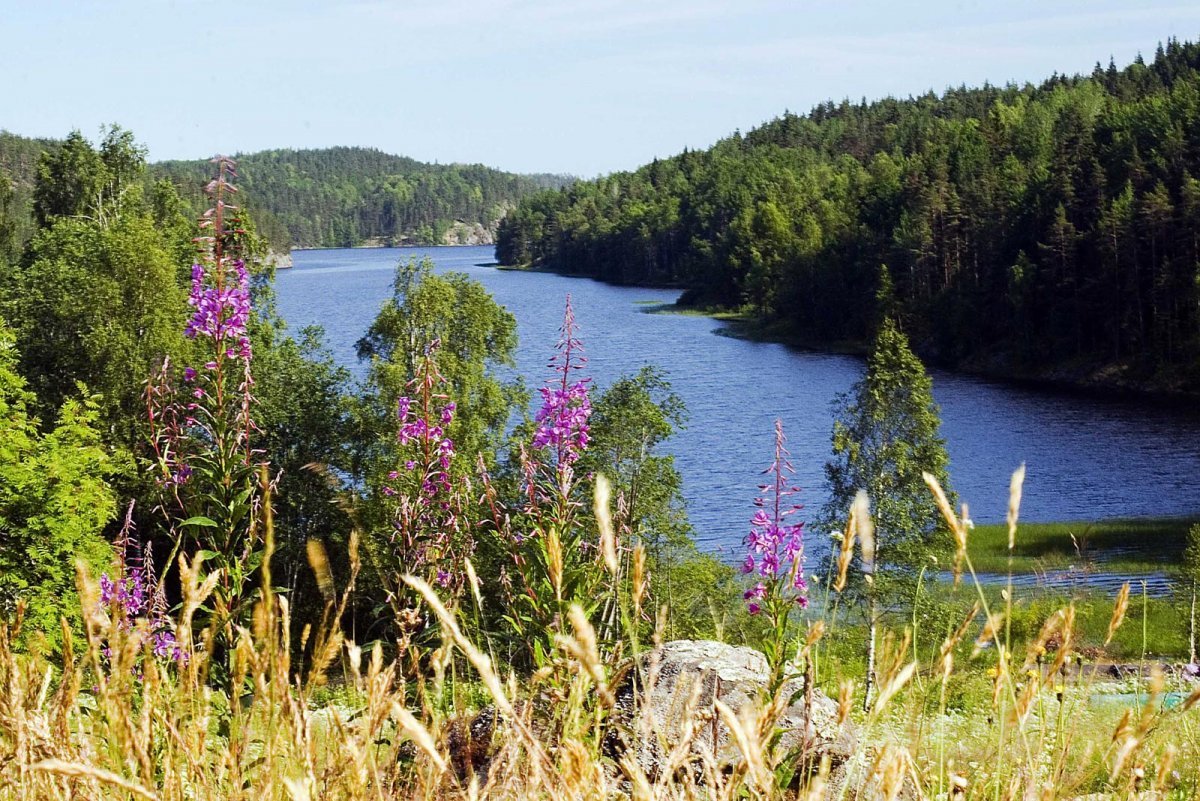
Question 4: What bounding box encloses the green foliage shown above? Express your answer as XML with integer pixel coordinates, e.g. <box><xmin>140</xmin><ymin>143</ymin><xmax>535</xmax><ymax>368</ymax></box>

<box><xmin>579</xmin><ymin>366</ymin><xmax>747</xmax><ymax>641</ymax></box>
<box><xmin>355</xmin><ymin>257</ymin><xmax>521</xmax><ymax>477</ymax></box>
<box><xmin>352</xmin><ymin>258</ymin><xmax>521</xmax><ymax>622</ymax></box>
<box><xmin>0</xmin><ymin>172</ymin><xmax>17</xmax><ymax>264</ymax></box>
<box><xmin>0</xmin><ymin>321</ymin><xmax>114</xmax><ymax>648</ymax></box>
<box><xmin>1184</xmin><ymin>523</ymin><xmax>1200</xmax><ymax>580</ymax></box>
<box><xmin>582</xmin><ymin>367</ymin><xmax>687</xmax><ymax>551</ymax></box>
<box><xmin>499</xmin><ymin>39</ymin><xmax>1200</xmax><ymax>390</ymax></box>
<box><xmin>823</xmin><ymin>317</ymin><xmax>952</xmax><ymax>590</ymax></box>
<box><xmin>155</xmin><ymin>147</ymin><xmax>572</xmax><ymax>249</ymax></box>
<box><xmin>0</xmin><ymin>130</ymin><xmax>57</xmax><ymax>254</ymax></box>
<box><xmin>252</xmin><ymin>322</ymin><xmax>354</xmax><ymax>585</ymax></box>
<box><xmin>33</xmin><ymin>126</ymin><xmax>147</xmax><ymax>228</ymax></box>
<box><xmin>2</xmin><ymin>129</ymin><xmax>191</xmax><ymax>454</ymax></box>
<box><xmin>3</xmin><ymin>212</ymin><xmax>191</xmax><ymax>446</ymax></box>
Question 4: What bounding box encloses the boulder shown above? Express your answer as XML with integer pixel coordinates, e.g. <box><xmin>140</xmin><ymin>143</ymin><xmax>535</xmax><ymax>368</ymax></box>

<box><xmin>605</xmin><ymin>640</ymin><xmax>857</xmax><ymax>784</ymax></box>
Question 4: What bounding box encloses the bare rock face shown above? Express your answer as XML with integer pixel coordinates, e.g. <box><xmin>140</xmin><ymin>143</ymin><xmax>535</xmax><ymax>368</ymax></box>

<box><xmin>441</xmin><ymin>220</ymin><xmax>495</xmax><ymax>246</ymax></box>
<box><xmin>264</xmin><ymin>249</ymin><xmax>293</xmax><ymax>270</ymax></box>
<box><xmin>605</xmin><ymin>640</ymin><xmax>857</xmax><ymax>784</ymax></box>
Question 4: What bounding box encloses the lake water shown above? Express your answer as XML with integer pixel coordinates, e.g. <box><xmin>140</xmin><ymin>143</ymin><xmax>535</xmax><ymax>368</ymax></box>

<box><xmin>274</xmin><ymin>246</ymin><xmax>1200</xmax><ymax>564</ymax></box>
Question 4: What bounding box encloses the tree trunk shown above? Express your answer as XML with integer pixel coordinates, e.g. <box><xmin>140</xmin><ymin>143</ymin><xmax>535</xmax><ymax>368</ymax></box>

<box><xmin>863</xmin><ymin>591</ymin><xmax>877</xmax><ymax>712</ymax></box>
<box><xmin>1190</xmin><ymin>579</ymin><xmax>1196</xmax><ymax>666</ymax></box>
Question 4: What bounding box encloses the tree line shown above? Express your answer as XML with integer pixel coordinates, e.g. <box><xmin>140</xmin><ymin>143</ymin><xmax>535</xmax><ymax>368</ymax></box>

<box><xmin>156</xmin><ymin>146</ymin><xmax>573</xmax><ymax>249</ymax></box>
<box><xmin>497</xmin><ymin>38</ymin><xmax>1200</xmax><ymax>392</ymax></box>
<box><xmin>2</xmin><ymin>134</ymin><xmax>573</xmax><ymax>252</ymax></box>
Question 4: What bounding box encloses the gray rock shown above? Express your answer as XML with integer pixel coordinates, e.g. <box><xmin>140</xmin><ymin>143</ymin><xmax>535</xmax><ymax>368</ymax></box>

<box><xmin>606</xmin><ymin>640</ymin><xmax>857</xmax><ymax>784</ymax></box>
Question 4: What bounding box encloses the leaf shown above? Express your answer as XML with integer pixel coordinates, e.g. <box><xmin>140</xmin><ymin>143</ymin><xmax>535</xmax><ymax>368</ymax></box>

<box><xmin>181</xmin><ymin>516</ymin><xmax>218</xmax><ymax>528</ymax></box>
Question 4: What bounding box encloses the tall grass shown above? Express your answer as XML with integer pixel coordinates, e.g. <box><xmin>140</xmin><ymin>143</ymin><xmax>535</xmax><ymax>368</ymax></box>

<box><xmin>3</xmin><ymin>469</ymin><xmax>1200</xmax><ymax>800</ymax></box>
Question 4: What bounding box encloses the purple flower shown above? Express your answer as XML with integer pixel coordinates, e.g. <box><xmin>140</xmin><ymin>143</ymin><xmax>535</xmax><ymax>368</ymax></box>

<box><xmin>385</xmin><ymin>345</ymin><xmax>465</xmax><ymax>589</ymax></box>
<box><xmin>532</xmin><ymin>381</ymin><xmax>591</xmax><ymax>464</ymax></box>
<box><xmin>532</xmin><ymin>296</ymin><xmax>592</xmax><ymax>467</ymax></box>
<box><xmin>744</xmin><ymin>582</ymin><xmax>767</xmax><ymax>601</ymax></box>
<box><xmin>185</xmin><ymin>259</ymin><xmax>252</xmax><ymax>360</ymax></box>
<box><xmin>741</xmin><ymin>420</ymin><xmax>807</xmax><ymax>612</ymax></box>
<box><xmin>99</xmin><ymin>549</ymin><xmax>188</xmax><ymax>668</ymax></box>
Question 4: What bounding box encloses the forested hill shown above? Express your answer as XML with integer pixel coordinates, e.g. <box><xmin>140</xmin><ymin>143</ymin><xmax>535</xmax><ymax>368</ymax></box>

<box><xmin>156</xmin><ymin>147</ymin><xmax>573</xmax><ymax>249</ymax></box>
<box><xmin>2</xmin><ymin>136</ymin><xmax>573</xmax><ymax>252</ymax></box>
<box><xmin>0</xmin><ymin>131</ymin><xmax>58</xmax><ymax>257</ymax></box>
<box><xmin>497</xmin><ymin>38</ymin><xmax>1200</xmax><ymax>393</ymax></box>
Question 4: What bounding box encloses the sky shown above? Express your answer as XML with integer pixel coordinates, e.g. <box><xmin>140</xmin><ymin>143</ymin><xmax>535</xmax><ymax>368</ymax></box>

<box><xmin>3</xmin><ymin>1</ymin><xmax>1200</xmax><ymax>177</ymax></box>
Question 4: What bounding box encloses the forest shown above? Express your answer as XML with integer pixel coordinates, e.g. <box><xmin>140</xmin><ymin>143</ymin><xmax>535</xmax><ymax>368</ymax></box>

<box><xmin>156</xmin><ymin>146</ymin><xmax>573</xmax><ymax>248</ymax></box>
<box><xmin>1</xmin><ymin>134</ymin><xmax>571</xmax><ymax>252</ymax></box>
<box><xmin>497</xmin><ymin>38</ymin><xmax>1200</xmax><ymax>393</ymax></box>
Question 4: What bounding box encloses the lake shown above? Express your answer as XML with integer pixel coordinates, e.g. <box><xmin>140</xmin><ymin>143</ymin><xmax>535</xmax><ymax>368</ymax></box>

<box><xmin>275</xmin><ymin>246</ymin><xmax>1200</xmax><ymax>564</ymax></box>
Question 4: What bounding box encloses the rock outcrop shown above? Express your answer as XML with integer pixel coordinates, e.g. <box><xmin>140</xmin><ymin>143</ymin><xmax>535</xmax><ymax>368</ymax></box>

<box><xmin>605</xmin><ymin>640</ymin><xmax>857</xmax><ymax>785</ymax></box>
<box><xmin>263</xmin><ymin>249</ymin><xmax>293</xmax><ymax>270</ymax></box>
<box><xmin>441</xmin><ymin>220</ymin><xmax>495</xmax><ymax>246</ymax></box>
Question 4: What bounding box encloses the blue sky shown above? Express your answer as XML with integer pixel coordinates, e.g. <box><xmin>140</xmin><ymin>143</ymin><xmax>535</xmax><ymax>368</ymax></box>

<box><xmin>3</xmin><ymin>1</ymin><xmax>1200</xmax><ymax>176</ymax></box>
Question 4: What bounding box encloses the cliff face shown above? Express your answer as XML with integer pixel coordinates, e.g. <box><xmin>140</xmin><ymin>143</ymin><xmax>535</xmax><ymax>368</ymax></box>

<box><xmin>263</xmin><ymin>249</ymin><xmax>294</xmax><ymax>270</ymax></box>
<box><xmin>441</xmin><ymin>220</ymin><xmax>495</xmax><ymax>246</ymax></box>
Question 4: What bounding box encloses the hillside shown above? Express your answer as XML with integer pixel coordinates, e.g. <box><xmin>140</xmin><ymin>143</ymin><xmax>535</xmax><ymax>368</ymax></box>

<box><xmin>497</xmin><ymin>39</ymin><xmax>1200</xmax><ymax>394</ymax></box>
<box><xmin>1</xmin><ymin>135</ymin><xmax>573</xmax><ymax>252</ymax></box>
<box><xmin>155</xmin><ymin>147</ymin><xmax>573</xmax><ymax>249</ymax></box>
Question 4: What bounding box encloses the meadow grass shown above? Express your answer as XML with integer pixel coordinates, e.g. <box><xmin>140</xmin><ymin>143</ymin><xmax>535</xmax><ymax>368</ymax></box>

<box><xmin>3</xmin><ymin>478</ymin><xmax>1200</xmax><ymax>799</ymax></box>
<box><xmin>966</xmin><ymin>518</ymin><xmax>1194</xmax><ymax>573</ymax></box>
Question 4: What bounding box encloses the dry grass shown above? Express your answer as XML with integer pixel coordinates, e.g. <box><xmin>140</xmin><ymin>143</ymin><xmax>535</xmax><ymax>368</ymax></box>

<box><xmin>2</xmin><ymin>473</ymin><xmax>1200</xmax><ymax>800</ymax></box>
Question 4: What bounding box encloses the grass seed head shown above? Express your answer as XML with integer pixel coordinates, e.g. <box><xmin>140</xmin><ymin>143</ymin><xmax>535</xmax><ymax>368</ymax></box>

<box><xmin>854</xmin><ymin>490</ymin><xmax>876</xmax><ymax>580</ymax></box>
<box><xmin>1007</xmin><ymin>463</ymin><xmax>1026</xmax><ymax>550</ymax></box>
<box><xmin>594</xmin><ymin>474</ymin><xmax>619</xmax><ymax>577</ymax></box>
<box><xmin>1105</xmin><ymin>582</ymin><xmax>1131</xmax><ymax>646</ymax></box>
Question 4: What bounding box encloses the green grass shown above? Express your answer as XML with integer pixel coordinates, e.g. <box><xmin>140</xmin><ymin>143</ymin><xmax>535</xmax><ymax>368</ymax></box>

<box><xmin>966</xmin><ymin>517</ymin><xmax>1195</xmax><ymax>573</ymax></box>
<box><xmin>905</xmin><ymin>578</ymin><xmax>1188</xmax><ymax>660</ymax></box>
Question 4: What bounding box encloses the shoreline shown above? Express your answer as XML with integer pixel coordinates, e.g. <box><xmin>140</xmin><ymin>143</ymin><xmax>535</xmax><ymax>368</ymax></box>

<box><xmin>659</xmin><ymin>301</ymin><xmax>1200</xmax><ymax>406</ymax></box>
<box><xmin>291</xmin><ymin>242</ymin><xmax>495</xmax><ymax>252</ymax></box>
<box><xmin>497</xmin><ymin>260</ymin><xmax>1200</xmax><ymax>402</ymax></box>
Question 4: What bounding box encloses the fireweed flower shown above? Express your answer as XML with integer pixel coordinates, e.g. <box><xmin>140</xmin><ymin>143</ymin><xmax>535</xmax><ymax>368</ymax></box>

<box><xmin>533</xmin><ymin>295</ymin><xmax>591</xmax><ymax>468</ymax></box>
<box><xmin>381</xmin><ymin>342</ymin><xmax>467</xmax><ymax>588</ymax></box>
<box><xmin>99</xmin><ymin>542</ymin><xmax>187</xmax><ymax>666</ymax></box>
<box><xmin>742</xmin><ymin>419</ymin><xmax>807</xmax><ymax>612</ymax></box>
<box><xmin>185</xmin><ymin>258</ymin><xmax>252</xmax><ymax>361</ymax></box>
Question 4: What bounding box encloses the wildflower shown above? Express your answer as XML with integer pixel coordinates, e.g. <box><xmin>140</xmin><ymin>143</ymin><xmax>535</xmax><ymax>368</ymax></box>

<box><xmin>99</xmin><ymin>542</ymin><xmax>187</xmax><ymax>667</ymax></box>
<box><xmin>184</xmin><ymin>259</ymin><xmax>252</xmax><ymax>360</ymax></box>
<box><xmin>533</xmin><ymin>382</ymin><xmax>591</xmax><ymax>463</ymax></box>
<box><xmin>742</xmin><ymin>419</ymin><xmax>807</xmax><ymax>611</ymax></box>
<box><xmin>533</xmin><ymin>295</ymin><xmax>591</xmax><ymax>466</ymax></box>
<box><xmin>385</xmin><ymin>343</ymin><xmax>466</xmax><ymax>588</ymax></box>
